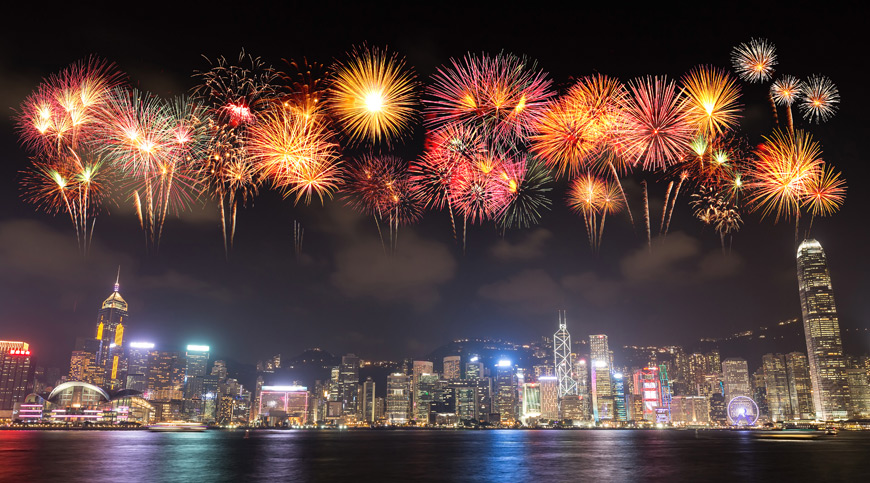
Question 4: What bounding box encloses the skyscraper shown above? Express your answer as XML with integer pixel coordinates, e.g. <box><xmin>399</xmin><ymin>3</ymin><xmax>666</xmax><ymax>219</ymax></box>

<box><xmin>495</xmin><ymin>360</ymin><xmax>518</xmax><ymax>424</ymax></box>
<box><xmin>538</xmin><ymin>376</ymin><xmax>559</xmax><ymax>420</ymax></box>
<box><xmin>797</xmin><ymin>239</ymin><xmax>849</xmax><ymax>420</ymax></box>
<box><xmin>443</xmin><ymin>356</ymin><xmax>461</xmax><ymax>381</ymax></box>
<box><xmin>589</xmin><ymin>335</ymin><xmax>611</xmax><ymax>422</ymax></box>
<box><xmin>554</xmin><ymin>312</ymin><xmax>577</xmax><ymax>398</ymax></box>
<box><xmin>361</xmin><ymin>377</ymin><xmax>376</xmax><ymax>424</ymax></box>
<box><xmin>762</xmin><ymin>353</ymin><xmax>792</xmax><ymax>422</ymax></box>
<box><xmin>126</xmin><ymin>342</ymin><xmax>155</xmax><ymax>394</ymax></box>
<box><xmin>96</xmin><ymin>269</ymin><xmax>129</xmax><ymax>390</ymax></box>
<box><xmin>0</xmin><ymin>341</ymin><xmax>32</xmax><ymax>415</ymax></box>
<box><xmin>722</xmin><ymin>358</ymin><xmax>751</xmax><ymax>403</ymax></box>
<box><xmin>785</xmin><ymin>352</ymin><xmax>815</xmax><ymax>419</ymax></box>
<box><xmin>386</xmin><ymin>373</ymin><xmax>411</xmax><ymax>424</ymax></box>
<box><xmin>339</xmin><ymin>354</ymin><xmax>360</xmax><ymax>418</ymax></box>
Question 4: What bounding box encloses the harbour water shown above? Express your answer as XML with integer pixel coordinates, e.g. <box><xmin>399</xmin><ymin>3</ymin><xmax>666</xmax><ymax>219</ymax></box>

<box><xmin>2</xmin><ymin>429</ymin><xmax>869</xmax><ymax>482</ymax></box>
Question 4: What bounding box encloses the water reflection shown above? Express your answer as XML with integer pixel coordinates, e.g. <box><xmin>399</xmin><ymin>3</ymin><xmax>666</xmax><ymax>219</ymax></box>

<box><xmin>1</xmin><ymin>430</ymin><xmax>869</xmax><ymax>482</ymax></box>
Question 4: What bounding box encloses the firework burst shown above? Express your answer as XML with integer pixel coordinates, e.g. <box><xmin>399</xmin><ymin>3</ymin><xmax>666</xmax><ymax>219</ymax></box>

<box><xmin>802</xmin><ymin>163</ymin><xmax>846</xmax><ymax>217</ymax></box>
<box><xmin>248</xmin><ymin>106</ymin><xmax>342</xmax><ymax>204</ymax></box>
<box><xmin>798</xmin><ymin>74</ymin><xmax>840</xmax><ymax>124</ymax></box>
<box><xmin>426</xmin><ymin>52</ymin><xmax>554</xmax><ymax>145</ymax></box>
<box><xmin>567</xmin><ymin>173</ymin><xmax>623</xmax><ymax>250</ymax></box>
<box><xmin>619</xmin><ymin>76</ymin><xmax>694</xmax><ymax>171</ymax></box>
<box><xmin>16</xmin><ymin>57</ymin><xmax>124</xmax><ymax>157</ymax></box>
<box><xmin>345</xmin><ymin>155</ymin><xmax>422</xmax><ymax>252</ymax></box>
<box><xmin>731</xmin><ymin>38</ymin><xmax>777</xmax><ymax>83</ymax></box>
<box><xmin>327</xmin><ymin>46</ymin><xmax>418</xmax><ymax>146</ymax></box>
<box><xmin>746</xmin><ymin>129</ymin><xmax>822</xmax><ymax>221</ymax></box>
<box><xmin>494</xmin><ymin>156</ymin><xmax>552</xmax><ymax>231</ymax></box>
<box><xmin>276</xmin><ymin>57</ymin><xmax>330</xmax><ymax>122</ymax></box>
<box><xmin>681</xmin><ymin>66</ymin><xmax>742</xmax><ymax>136</ymax></box>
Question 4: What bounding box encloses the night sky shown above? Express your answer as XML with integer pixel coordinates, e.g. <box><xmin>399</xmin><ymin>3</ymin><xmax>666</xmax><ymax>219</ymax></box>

<box><xmin>1</xmin><ymin>3</ymin><xmax>868</xmax><ymax>369</ymax></box>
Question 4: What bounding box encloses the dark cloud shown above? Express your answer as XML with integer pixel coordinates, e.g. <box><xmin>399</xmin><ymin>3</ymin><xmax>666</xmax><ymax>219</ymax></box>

<box><xmin>478</xmin><ymin>269</ymin><xmax>566</xmax><ymax>314</ymax></box>
<box><xmin>330</xmin><ymin>230</ymin><xmax>456</xmax><ymax>310</ymax></box>
<box><xmin>490</xmin><ymin>229</ymin><xmax>553</xmax><ymax>261</ymax></box>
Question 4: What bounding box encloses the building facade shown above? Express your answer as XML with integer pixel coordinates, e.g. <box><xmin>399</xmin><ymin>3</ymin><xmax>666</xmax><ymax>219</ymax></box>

<box><xmin>797</xmin><ymin>239</ymin><xmax>849</xmax><ymax>420</ymax></box>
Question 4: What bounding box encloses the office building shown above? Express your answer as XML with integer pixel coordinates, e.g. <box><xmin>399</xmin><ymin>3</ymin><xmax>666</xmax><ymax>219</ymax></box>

<box><xmin>443</xmin><ymin>356</ymin><xmax>461</xmax><ymax>381</ymax></box>
<box><xmin>554</xmin><ymin>313</ymin><xmax>577</xmax><ymax>398</ymax></box>
<box><xmin>797</xmin><ymin>239</ymin><xmax>849</xmax><ymax>420</ymax></box>
<box><xmin>386</xmin><ymin>373</ymin><xmax>411</xmax><ymax>424</ymax></box>
<box><xmin>1</xmin><ymin>341</ymin><xmax>32</xmax><ymax>415</ymax></box>
<box><xmin>762</xmin><ymin>353</ymin><xmax>792</xmax><ymax>422</ymax></box>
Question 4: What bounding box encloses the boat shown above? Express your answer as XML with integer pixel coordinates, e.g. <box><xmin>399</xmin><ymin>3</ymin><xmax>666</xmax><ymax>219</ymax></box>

<box><xmin>148</xmin><ymin>421</ymin><xmax>207</xmax><ymax>432</ymax></box>
<box><xmin>751</xmin><ymin>428</ymin><xmax>827</xmax><ymax>440</ymax></box>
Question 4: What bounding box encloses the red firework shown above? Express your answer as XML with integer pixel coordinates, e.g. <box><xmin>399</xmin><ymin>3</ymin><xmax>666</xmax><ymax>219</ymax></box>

<box><xmin>618</xmin><ymin>76</ymin><xmax>694</xmax><ymax>172</ymax></box>
<box><xmin>426</xmin><ymin>52</ymin><xmax>554</xmax><ymax>144</ymax></box>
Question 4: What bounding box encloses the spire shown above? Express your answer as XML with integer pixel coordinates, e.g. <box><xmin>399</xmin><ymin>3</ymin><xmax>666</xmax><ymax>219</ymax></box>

<box><xmin>114</xmin><ymin>266</ymin><xmax>120</xmax><ymax>292</ymax></box>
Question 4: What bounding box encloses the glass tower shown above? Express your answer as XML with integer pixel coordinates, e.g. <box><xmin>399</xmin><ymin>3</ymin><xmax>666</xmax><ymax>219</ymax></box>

<box><xmin>796</xmin><ymin>239</ymin><xmax>848</xmax><ymax>420</ymax></box>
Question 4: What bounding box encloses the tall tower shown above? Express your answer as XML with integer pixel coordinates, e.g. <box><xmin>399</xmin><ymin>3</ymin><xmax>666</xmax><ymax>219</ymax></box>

<box><xmin>96</xmin><ymin>268</ymin><xmax>129</xmax><ymax>390</ymax></box>
<box><xmin>554</xmin><ymin>311</ymin><xmax>577</xmax><ymax>398</ymax></box>
<box><xmin>797</xmin><ymin>239</ymin><xmax>848</xmax><ymax>420</ymax></box>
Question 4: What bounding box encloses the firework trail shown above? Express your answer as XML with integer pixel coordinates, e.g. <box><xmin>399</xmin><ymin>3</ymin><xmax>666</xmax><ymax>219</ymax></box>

<box><xmin>691</xmin><ymin>185</ymin><xmax>743</xmax><ymax>252</ymax></box>
<box><xmin>567</xmin><ymin>173</ymin><xmax>623</xmax><ymax>251</ymax></box>
<box><xmin>641</xmin><ymin>180</ymin><xmax>651</xmax><ymax>251</ymax></box>
<box><xmin>770</xmin><ymin>75</ymin><xmax>801</xmax><ymax>134</ymax></box>
<box><xmin>327</xmin><ymin>45</ymin><xmax>418</xmax><ymax>146</ymax></box>
<box><xmin>731</xmin><ymin>38</ymin><xmax>778</xmax><ymax>127</ymax></box>
<box><xmin>659</xmin><ymin>180</ymin><xmax>673</xmax><ymax>237</ymax></box>
<box><xmin>345</xmin><ymin>155</ymin><xmax>422</xmax><ymax>253</ymax></box>
<box><xmin>193</xmin><ymin>50</ymin><xmax>278</xmax><ymax>253</ymax></box>
<box><xmin>293</xmin><ymin>220</ymin><xmax>304</xmax><ymax>260</ymax></box>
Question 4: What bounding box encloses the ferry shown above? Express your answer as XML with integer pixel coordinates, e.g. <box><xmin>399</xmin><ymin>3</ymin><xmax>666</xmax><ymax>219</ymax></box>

<box><xmin>751</xmin><ymin>428</ymin><xmax>828</xmax><ymax>440</ymax></box>
<box><xmin>148</xmin><ymin>421</ymin><xmax>207</xmax><ymax>432</ymax></box>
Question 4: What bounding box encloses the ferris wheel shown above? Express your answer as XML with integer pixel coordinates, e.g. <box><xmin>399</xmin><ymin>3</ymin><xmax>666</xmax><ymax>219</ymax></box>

<box><xmin>727</xmin><ymin>396</ymin><xmax>759</xmax><ymax>426</ymax></box>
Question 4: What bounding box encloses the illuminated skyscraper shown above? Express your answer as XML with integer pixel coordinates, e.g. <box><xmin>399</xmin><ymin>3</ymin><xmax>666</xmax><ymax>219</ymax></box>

<box><xmin>521</xmin><ymin>383</ymin><xmax>541</xmax><ymax>425</ymax></box>
<box><xmin>785</xmin><ymin>352</ymin><xmax>814</xmax><ymax>419</ymax></box>
<box><xmin>495</xmin><ymin>360</ymin><xmax>518</xmax><ymax>424</ymax></box>
<box><xmin>722</xmin><ymin>358</ymin><xmax>751</xmax><ymax>403</ymax></box>
<box><xmin>465</xmin><ymin>358</ymin><xmax>483</xmax><ymax>381</ymax></box>
<box><xmin>95</xmin><ymin>269</ymin><xmax>129</xmax><ymax>390</ymax></box>
<box><xmin>185</xmin><ymin>345</ymin><xmax>210</xmax><ymax>380</ymax></box>
<box><xmin>126</xmin><ymin>342</ymin><xmax>155</xmax><ymax>394</ymax></box>
<box><xmin>538</xmin><ymin>376</ymin><xmax>559</xmax><ymax>420</ymax></box>
<box><xmin>414</xmin><ymin>373</ymin><xmax>439</xmax><ymax>424</ymax></box>
<box><xmin>0</xmin><ymin>341</ymin><xmax>32</xmax><ymax>415</ymax></box>
<box><xmin>554</xmin><ymin>312</ymin><xmax>577</xmax><ymax>398</ymax></box>
<box><xmin>797</xmin><ymin>239</ymin><xmax>849</xmax><ymax>420</ymax></box>
<box><xmin>339</xmin><ymin>354</ymin><xmax>360</xmax><ymax>418</ymax></box>
<box><xmin>361</xmin><ymin>377</ymin><xmax>376</xmax><ymax>423</ymax></box>
<box><xmin>589</xmin><ymin>335</ymin><xmax>612</xmax><ymax>422</ymax></box>
<box><xmin>443</xmin><ymin>356</ymin><xmax>461</xmax><ymax>381</ymax></box>
<box><xmin>613</xmin><ymin>373</ymin><xmax>627</xmax><ymax>422</ymax></box>
<box><xmin>386</xmin><ymin>373</ymin><xmax>411</xmax><ymax>424</ymax></box>
<box><xmin>762</xmin><ymin>353</ymin><xmax>792</xmax><ymax>422</ymax></box>
<box><xmin>148</xmin><ymin>351</ymin><xmax>185</xmax><ymax>401</ymax></box>
<box><xmin>634</xmin><ymin>367</ymin><xmax>662</xmax><ymax>422</ymax></box>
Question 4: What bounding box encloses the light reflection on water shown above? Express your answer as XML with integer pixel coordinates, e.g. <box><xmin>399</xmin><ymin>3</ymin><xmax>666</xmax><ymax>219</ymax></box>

<box><xmin>1</xmin><ymin>429</ymin><xmax>869</xmax><ymax>482</ymax></box>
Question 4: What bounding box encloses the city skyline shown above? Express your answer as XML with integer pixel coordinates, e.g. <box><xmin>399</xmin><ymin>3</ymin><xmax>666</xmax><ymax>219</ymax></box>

<box><xmin>1</xmin><ymin>5</ymin><xmax>868</xmax><ymax>369</ymax></box>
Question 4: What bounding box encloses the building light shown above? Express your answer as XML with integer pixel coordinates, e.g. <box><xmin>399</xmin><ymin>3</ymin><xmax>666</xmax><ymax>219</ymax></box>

<box><xmin>497</xmin><ymin>359</ymin><xmax>512</xmax><ymax>367</ymax></box>
<box><xmin>129</xmin><ymin>342</ymin><xmax>155</xmax><ymax>349</ymax></box>
<box><xmin>186</xmin><ymin>344</ymin><xmax>210</xmax><ymax>352</ymax></box>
